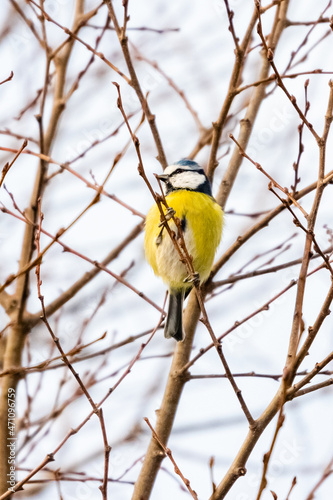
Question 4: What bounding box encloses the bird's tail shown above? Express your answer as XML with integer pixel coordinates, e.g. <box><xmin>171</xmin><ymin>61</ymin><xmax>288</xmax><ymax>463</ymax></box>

<box><xmin>164</xmin><ymin>289</ymin><xmax>185</xmax><ymax>342</ymax></box>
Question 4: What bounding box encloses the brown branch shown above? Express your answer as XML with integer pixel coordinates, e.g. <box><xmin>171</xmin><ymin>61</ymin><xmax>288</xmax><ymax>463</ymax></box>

<box><xmin>223</xmin><ymin>0</ymin><xmax>240</xmax><ymax>52</ymax></box>
<box><xmin>207</xmin><ymin>6</ymin><xmax>258</xmax><ymax>182</ymax></box>
<box><xmin>212</xmin><ymin>168</ymin><xmax>333</xmax><ymax>279</ymax></box>
<box><xmin>234</xmin><ymin>69</ymin><xmax>333</xmax><ymax>97</ymax></box>
<box><xmin>0</xmin><ymin>2</ymin><xmax>125</xmax><ymax>489</ymax></box>
<box><xmin>2</xmin><ymin>303</ymin><xmax>164</xmax><ymax>496</ymax></box>
<box><xmin>9</xmin><ymin>0</ymin><xmax>43</xmax><ymax>47</ymax></box>
<box><xmin>105</xmin><ymin>0</ymin><xmax>167</xmax><ymax>168</ymax></box>
<box><xmin>210</xmin><ymin>392</ymin><xmax>282</xmax><ymax>500</ymax></box>
<box><xmin>134</xmin><ymin>48</ymin><xmax>203</xmax><ymax>131</ymax></box>
<box><xmin>14</xmin><ymin>86</ymin><xmax>45</xmax><ymax>121</ymax></box>
<box><xmin>144</xmin><ymin>418</ymin><xmax>199</xmax><ymax>500</ymax></box>
<box><xmin>0</xmin><ymin>454</ymin><xmax>55</xmax><ymax>499</ymax></box>
<box><xmin>98</xmin><ymin>409</ymin><xmax>111</xmax><ymax>499</ymax></box>
<box><xmin>115</xmin><ymin>81</ymin><xmax>254</xmax><ymax>425</ymax></box>
<box><xmin>188</xmin><ymin>370</ymin><xmax>333</xmax><ymax>382</ymax></box>
<box><xmin>0</xmin><ymin>327</ymin><xmax>157</xmax><ymax>378</ymax></box>
<box><xmin>212</xmin><ymin>247</ymin><xmax>333</xmax><ymax>287</ymax></box>
<box><xmin>0</xmin><ymin>205</ymin><xmax>162</xmax><ymax>314</ymax></box>
<box><xmin>229</xmin><ymin>133</ymin><xmax>308</xmax><ymax>217</ymax></box>
<box><xmin>255</xmin><ymin>0</ymin><xmax>321</xmax><ymax>143</ymax></box>
<box><xmin>210</xmin><ymin>80</ymin><xmax>333</xmax><ymax>500</ymax></box>
<box><xmin>284</xmin><ymin>2</ymin><xmax>332</xmax><ymax>73</ymax></box>
<box><xmin>257</xmin><ymin>184</ymin><xmax>333</xmax><ymax>276</ymax></box>
<box><xmin>255</xmin><ymin>410</ymin><xmax>285</xmax><ymax>500</ymax></box>
<box><xmin>0</xmin><ymin>140</ymin><xmax>27</xmax><ymax>188</ymax></box>
<box><xmin>291</xmin><ymin>377</ymin><xmax>333</xmax><ymax>398</ymax></box>
<box><xmin>34</xmin><ymin>204</ymin><xmax>111</xmax><ymax>499</ymax></box>
<box><xmin>284</xmin><ymin>81</ymin><xmax>333</xmax><ymax>384</ymax></box>
<box><xmin>196</xmin><ymin>287</ymin><xmax>255</xmax><ymax>426</ymax></box>
<box><xmin>0</xmin><ymin>146</ymin><xmax>145</xmax><ymax>218</ymax></box>
<box><xmin>294</xmin><ymin>282</ymin><xmax>333</xmax><ymax>372</ymax></box>
<box><xmin>215</xmin><ymin>0</ymin><xmax>290</xmax><ymax>208</ymax></box>
<box><xmin>285</xmin><ymin>17</ymin><xmax>331</xmax><ymax>27</ymax></box>
<box><xmin>285</xmin><ymin>477</ymin><xmax>297</xmax><ymax>500</ymax></box>
<box><xmin>27</xmin><ymin>0</ymin><xmax>130</xmax><ymax>83</ymax></box>
<box><xmin>0</xmin><ymin>129</ymin><xmax>38</xmax><ymax>144</ymax></box>
<box><xmin>0</xmin><ymin>71</ymin><xmax>14</xmax><ymax>86</ymax></box>
<box><xmin>131</xmin><ymin>292</ymin><xmax>201</xmax><ymax>500</ymax></box>
<box><xmin>180</xmin><ymin>267</ymin><xmax>303</xmax><ymax>376</ymax></box>
<box><xmin>28</xmin><ymin>222</ymin><xmax>144</xmax><ymax>326</ymax></box>
<box><xmin>287</xmin><ymin>351</ymin><xmax>333</xmax><ymax>399</ymax></box>
<box><xmin>86</xmin><ymin>23</ymin><xmax>180</xmax><ymax>34</ymax></box>
<box><xmin>65</xmin><ymin>13</ymin><xmax>111</xmax><ymax>102</ymax></box>
<box><xmin>305</xmin><ymin>457</ymin><xmax>333</xmax><ymax>500</ymax></box>
<box><xmin>291</xmin><ymin>79</ymin><xmax>310</xmax><ymax>195</ymax></box>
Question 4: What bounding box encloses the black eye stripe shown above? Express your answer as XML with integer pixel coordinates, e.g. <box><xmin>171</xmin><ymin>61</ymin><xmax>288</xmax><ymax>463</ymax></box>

<box><xmin>170</xmin><ymin>168</ymin><xmax>205</xmax><ymax>177</ymax></box>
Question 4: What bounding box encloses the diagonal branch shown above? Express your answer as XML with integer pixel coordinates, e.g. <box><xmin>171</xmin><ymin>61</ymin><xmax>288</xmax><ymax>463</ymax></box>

<box><xmin>215</xmin><ymin>0</ymin><xmax>290</xmax><ymax>208</ymax></box>
<box><xmin>105</xmin><ymin>0</ymin><xmax>167</xmax><ymax>168</ymax></box>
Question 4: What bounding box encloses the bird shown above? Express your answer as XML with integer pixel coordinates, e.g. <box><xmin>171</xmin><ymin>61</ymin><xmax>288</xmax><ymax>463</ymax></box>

<box><xmin>144</xmin><ymin>159</ymin><xmax>223</xmax><ymax>341</ymax></box>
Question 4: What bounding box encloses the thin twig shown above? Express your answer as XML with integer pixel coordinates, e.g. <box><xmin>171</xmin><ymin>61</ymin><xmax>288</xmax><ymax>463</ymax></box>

<box><xmin>0</xmin><ymin>140</ymin><xmax>27</xmax><ymax>188</ymax></box>
<box><xmin>134</xmin><ymin>48</ymin><xmax>203</xmax><ymax>130</ymax></box>
<box><xmin>212</xmin><ymin>247</ymin><xmax>333</xmax><ymax>287</ymax></box>
<box><xmin>114</xmin><ymin>82</ymin><xmax>254</xmax><ymax>425</ymax></box>
<box><xmin>188</xmin><ymin>370</ymin><xmax>333</xmax><ymax>382</ymax></box>
<box><xmin>305</xmin><ymin>457</ymin><xmax>333</xmax><ymax>500</ymax></box>
<box><xmin>223</xmin><ymin>0</ymin><xmax>240</xmax><ymax>52</ymax></box>
<box><xmin>0</xmin><ymin>146</ymin><xmax>145</xmax><ymax>218</ymax></box>
<box><xmin>255</xmin><ymin>0</ymin><xmax>321</xmax><ymax>143</ymax></box>
<box><xmin>0</xmin><ymin>71</ymin><xmax>14</xmax><ymax>85</ymax></box>
<box><xmin>2</xmin><ymin>296</ymin><xmax>164</xmax><ymax>496</ymax></box>
<box><xmin>0</xmin><ymin>204</ymin><xmax>162</xmax><ymax>314</ymax></box>
<box><xmin>27</xmin><ymin>0</ymin><xmax>130</xmax><ymax>82</ymax></box>
<box><xmin>207</xmin><ymin>6</ymin><xmax>258</xmax><ymax>180</ymax></box>
<box><xmin>286</xmin><ymin>477</ymin><xmax>297</xmax><ymax>500</ymax></box>
<box><xmin>291</xmin><ymin>79</ymin><xmax>310</xmax><ymax>195</ymax></box>
<box><xmin>255</xmin><ymin>409</ymin><xmax>285</xmax><ymax>500</ymax></box>
<box><xmin>106</xmin><ymin>0</ymin><xmax>167</xmax><ymax>168</ymax></box>
<box><xmin>34</xmin><ymin>200</ymin><xmax>111</xmax><ymax>500</ymax></box>
<box><xmin>144</xmin><ymin>418</ymin><xmax>199</xmax><ymax>500</ymax></box>
<box><xmin>229</xmin><ymin>133</ymin><xmax>308</xmax><ymax>218</ymax></box>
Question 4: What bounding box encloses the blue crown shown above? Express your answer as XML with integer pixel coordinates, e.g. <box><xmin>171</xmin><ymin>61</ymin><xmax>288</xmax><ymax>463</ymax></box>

<box><xmin>174</xmin><ymin>158</ymin><xmax>200</xmax><ymax>169</ymax></box>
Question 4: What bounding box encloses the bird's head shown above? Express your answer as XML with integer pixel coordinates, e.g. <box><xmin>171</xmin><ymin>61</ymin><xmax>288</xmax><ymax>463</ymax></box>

<box><xmin>156</xmin><ymin>159</ymin><xmax>212</xmax><ymax>196</ymax></box>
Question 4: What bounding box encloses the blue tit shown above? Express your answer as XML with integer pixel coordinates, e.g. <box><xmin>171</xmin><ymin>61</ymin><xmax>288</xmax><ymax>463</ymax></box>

<box><xmin>144</xmin><ymin>159</ymin><xmax>223</xmax><ymax>341</ymax></box>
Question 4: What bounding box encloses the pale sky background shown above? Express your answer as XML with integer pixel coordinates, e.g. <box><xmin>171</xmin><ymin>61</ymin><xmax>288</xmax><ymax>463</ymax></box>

<box><xmin>0</xmin><ymin>1</ymin><xmax>333</xmax><ymax>499</ymax></box>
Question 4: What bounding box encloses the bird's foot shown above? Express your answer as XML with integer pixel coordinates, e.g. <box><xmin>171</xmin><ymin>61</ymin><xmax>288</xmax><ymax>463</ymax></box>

<box><xmin>165</xmin><ymin>207</ymin><xmax>176</xmax><ymax>221</ymax></box>
<box><xmin>183</xmin><ymin>272</ymin><xmax>200</xmax><ymax>286</ymax></box>
<box><xmin>159</xmin><ymin>207</ymin><xmax>175</xmax><ymax>227</ymax></box>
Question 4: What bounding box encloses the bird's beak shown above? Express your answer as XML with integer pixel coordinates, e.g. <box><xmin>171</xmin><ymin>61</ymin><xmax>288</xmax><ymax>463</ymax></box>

<box><xmin>155</xmin><ymin>173</ymin><xmax>169</xmax><ymax>183</ymax></box>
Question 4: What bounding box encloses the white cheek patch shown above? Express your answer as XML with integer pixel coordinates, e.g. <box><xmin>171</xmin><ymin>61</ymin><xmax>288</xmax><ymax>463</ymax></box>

<box><xmin>164</xmin><ymin>165</ymin><xmax>179</xmax><ymax>175</ymax></box>
<box><xmin>171</xmin><ymin>172</ymin><xmax>206</xmax><ymax>190</ymax></box>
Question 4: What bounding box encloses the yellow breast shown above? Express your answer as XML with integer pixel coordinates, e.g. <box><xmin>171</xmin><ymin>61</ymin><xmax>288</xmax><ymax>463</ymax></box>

<box><xmin>144</xmin><ymin>190</ymin><xmax>223</xmax><ymax>290</ymax></box>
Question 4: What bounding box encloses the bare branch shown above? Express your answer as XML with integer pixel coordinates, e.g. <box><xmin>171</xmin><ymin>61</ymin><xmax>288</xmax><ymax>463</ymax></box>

<box><xmin>144</xmin><ymin>418</ymin><xmax>199</xmax><ymax>500</ymax></box>
<box><xmin>105</xmin><ymin>0</ymin><xmax>167</xmax><ymax>168</ymax></box>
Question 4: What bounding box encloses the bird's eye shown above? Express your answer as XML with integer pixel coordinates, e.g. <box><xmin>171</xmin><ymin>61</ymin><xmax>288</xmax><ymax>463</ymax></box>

<box><xmin>173</xmin><ymin>168</ymin><xmax>183</xmax><ymax>175</ymax></box>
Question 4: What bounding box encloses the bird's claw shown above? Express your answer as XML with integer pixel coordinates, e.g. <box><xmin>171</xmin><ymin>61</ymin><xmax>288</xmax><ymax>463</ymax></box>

<box><xmin>159</xmin><ymin>207</ymin><xmax>176</xmax><ymax>227</ymax></box>
<box><xmin>165</xmin><ymin>207</ymin><xmax>176</xmax><ymax>221</ymax></box>
<box><xmin>183</xmin><ymin>272</ymin><xmax>200</xmax><ymax>286</ymax></box>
